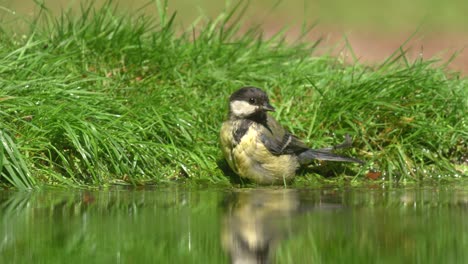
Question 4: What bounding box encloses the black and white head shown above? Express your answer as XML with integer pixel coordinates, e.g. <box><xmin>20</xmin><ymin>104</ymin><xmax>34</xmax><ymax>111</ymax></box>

<box><xmin>228</xmin><ymin>87</ymin><xmax>275</xmax><ymax>119</ymax></box>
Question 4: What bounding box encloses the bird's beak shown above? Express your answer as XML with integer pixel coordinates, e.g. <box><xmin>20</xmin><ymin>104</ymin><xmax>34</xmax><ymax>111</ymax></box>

<box><xmin>262</xmin><ymin>102</ymin><xmax>275</xmax><ymax>112</ymax></box>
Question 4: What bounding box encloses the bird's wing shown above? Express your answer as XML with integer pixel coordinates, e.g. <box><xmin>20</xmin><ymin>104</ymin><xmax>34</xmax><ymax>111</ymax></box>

<box><xmin>260</xmin><ymin>115</ymin><xmax>364</xmax><ymax>164</ymax></box>
<box><xmin>260</xmin><ymin>115</ymin><xmax>309</xmax><ymax>155</ymax></box>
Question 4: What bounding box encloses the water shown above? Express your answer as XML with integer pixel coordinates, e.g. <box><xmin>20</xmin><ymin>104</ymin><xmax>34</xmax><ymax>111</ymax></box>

<box><xmin>1</xmin><ymin>184</ymin><xmax>467</xmax><ymax>263</ymax></box>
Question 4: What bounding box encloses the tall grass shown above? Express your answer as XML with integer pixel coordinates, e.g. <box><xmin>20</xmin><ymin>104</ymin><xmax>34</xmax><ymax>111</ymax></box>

<box><xmin>0</xmin><ymin>1</ymin><xmax>466</xmax><ymax>188</ymax></box>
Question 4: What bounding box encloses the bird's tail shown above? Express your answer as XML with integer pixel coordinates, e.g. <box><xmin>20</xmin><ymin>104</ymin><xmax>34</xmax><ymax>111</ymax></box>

<box><xmin>297</xmin><ymin>135</ymin><xmax>364</xmax><ymax>165</ymax></box>
<box><xmin>298</xmin><ymin>149</ymin><xmax>364</xmax><ymax>165</ymax></box>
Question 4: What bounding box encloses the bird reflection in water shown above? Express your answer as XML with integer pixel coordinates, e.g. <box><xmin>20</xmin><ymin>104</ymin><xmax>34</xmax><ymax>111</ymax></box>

<box><xmin>221</xmin><ymin>189</ymin><xmax>340</xmax><ymax>264</ymax></box>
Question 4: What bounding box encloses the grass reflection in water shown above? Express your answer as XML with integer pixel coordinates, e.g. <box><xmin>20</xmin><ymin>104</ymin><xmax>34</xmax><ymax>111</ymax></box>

<box><xmin>0</xmin><ymin>185</ymin><xmax>467</xmax><ymax>263</ymax></box>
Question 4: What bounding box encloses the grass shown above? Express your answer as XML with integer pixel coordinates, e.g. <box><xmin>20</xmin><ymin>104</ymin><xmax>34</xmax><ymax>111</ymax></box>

<box><xmin>0</xmin><ymin>1</ymin><xmax>466</xmax><ymax>189</ymax></box>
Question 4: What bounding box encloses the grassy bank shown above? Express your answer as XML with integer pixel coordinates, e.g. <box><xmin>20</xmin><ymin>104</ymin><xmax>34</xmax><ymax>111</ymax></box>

<box><xmin>0</xmin><ymin>1</ymin><xmax>466</xmax><ymax>189</ymax></box>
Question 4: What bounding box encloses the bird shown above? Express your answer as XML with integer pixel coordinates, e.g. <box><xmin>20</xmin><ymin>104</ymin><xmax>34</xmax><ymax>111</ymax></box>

<box><xmin>220</xmin><ymin>86</ymin><xmax>363</xmax><ymax>185</ymax></box>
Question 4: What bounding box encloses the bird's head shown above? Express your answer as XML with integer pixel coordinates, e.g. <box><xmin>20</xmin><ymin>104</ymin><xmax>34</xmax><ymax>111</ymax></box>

<box><xmin>228</xmin><ymin>87</ymin><xmax>275</xmax><ymax>119</ymax></box>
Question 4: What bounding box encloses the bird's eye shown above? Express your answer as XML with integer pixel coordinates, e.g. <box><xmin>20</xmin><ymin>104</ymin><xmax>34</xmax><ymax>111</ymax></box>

<box><xmin>249</xmin><ymin>98</ymin><xmax>256</xmax><ymax>104</ymax></box>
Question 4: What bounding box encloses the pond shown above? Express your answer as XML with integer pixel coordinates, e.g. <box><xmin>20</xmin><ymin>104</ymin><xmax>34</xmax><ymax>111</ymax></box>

<box><xmin>1</xmin><ymin>183</ymin><xmax>467</xmax><ymax>263</ymax></box>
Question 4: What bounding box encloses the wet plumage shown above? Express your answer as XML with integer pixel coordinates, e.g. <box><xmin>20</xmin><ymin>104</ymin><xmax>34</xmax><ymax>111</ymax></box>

<box><xmin>220</xmin><ymin>87</ymin><xmax>363</xmax><ymax>184</ymax></box>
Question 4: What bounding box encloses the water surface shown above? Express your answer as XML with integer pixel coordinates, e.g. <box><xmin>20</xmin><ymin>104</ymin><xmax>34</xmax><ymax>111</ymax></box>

<box><xmin>1</xmin><ymin>184</ymin><xmax>467</xmax><ymax>263</ymax></box>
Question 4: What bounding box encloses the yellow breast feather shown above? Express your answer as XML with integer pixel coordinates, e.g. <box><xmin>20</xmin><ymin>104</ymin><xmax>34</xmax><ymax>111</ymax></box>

<box><xmin>231</xmin><ymin>124</ymin><xmax>299</xmax><ymax>184</ymax></box>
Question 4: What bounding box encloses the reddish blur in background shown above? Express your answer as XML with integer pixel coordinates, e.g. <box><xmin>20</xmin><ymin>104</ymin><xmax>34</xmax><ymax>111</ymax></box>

<box><xmin>2</xmin><ymin>0</ymin><xmax>466</xmax><ymax>74</ymax></box>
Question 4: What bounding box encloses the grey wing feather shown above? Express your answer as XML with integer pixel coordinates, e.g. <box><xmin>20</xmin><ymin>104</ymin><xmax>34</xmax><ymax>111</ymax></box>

<box><xmin>260</xmin><ymin>115</ymin><xmax>309</xmax><ymax>155</ymax></box>
<box><xmin>260</xmin><ymin>115</ymin><xmax>364</xmax><ymax>165</ymax></box>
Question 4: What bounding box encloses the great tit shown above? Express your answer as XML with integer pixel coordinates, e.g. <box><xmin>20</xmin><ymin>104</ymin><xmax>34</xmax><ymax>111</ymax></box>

<box><xmin>220</xmin><ymin>86</ymin><xmax>363</xmax><ymax>184</ymax></box>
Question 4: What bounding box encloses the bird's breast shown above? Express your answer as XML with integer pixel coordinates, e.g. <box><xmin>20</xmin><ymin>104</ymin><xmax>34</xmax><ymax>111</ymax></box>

<box><xmin>222</xmin><ymin>121</ymin><xmax>299</xmax><ymax>184</ymax></box>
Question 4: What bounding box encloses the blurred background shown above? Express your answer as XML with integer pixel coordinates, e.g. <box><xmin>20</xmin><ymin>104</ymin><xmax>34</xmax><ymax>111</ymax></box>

<box><xmin>2</xmin><ymin>0</ymin><xmax>467</xmax><ymax>74</ymax></box>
